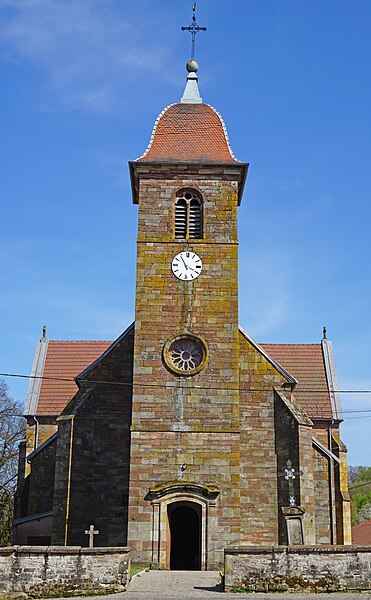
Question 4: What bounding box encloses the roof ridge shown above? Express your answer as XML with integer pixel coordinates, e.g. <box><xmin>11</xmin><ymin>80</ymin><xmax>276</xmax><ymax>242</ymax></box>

<box><xmin>239</xmin><ymin>326</ymin><xmax>298</xmax><ymax>385</ymax></box>
<box><xmin>48</xmin><ymin>339</ymin><xmax>112</xmax><ymax>343</ymax></box>
<box><xmin>260</xmin><ymin>342</ymin><xmax>322</xmax><ymax>346</ymax></box>
<box><xmin>76</xmin><ymin>322</ymin><xmax>134</xmax><ymax>381</ymax></box>
<box><xmin>47</xmin><ymin>340</ymin><xmax>323</xmax><ymax>346</ymax></box>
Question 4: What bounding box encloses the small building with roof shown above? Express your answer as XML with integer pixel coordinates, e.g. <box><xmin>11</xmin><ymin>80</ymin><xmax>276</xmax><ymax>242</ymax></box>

<box><xmin>15</xmin><ymin>56</ymin><xmax>351</xmax><ymax>568</ymax></box>
<box><xmin>352</xmin><ymin>519</ymin><xmax>371</xmax><ymax>545</ymax></box>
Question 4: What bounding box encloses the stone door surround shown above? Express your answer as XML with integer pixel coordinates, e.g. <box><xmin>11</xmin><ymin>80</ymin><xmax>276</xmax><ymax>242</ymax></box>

<box><xmin>145</xmin><ymin>482</ymin><xmax>219</xmax><ymax>570</ymax></box>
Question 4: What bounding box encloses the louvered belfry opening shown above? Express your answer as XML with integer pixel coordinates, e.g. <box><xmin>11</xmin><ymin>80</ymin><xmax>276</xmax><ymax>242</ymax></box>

<box><xmin>189</xmin><ymin>199</ymin><xmax>202</xmax><ymax>238</ymax></box>
<box><xmin>175</xmin><ymin>199</ymin><xmax>187</xmax><ymax>238</ymax></box>
<box><xmin>175</xmin><ymin>190</ymin><xmax>202</xmax><ymax>239</ymax></box>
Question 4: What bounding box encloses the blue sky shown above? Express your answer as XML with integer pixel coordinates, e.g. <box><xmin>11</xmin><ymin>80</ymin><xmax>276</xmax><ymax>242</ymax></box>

<box><xmin>0</xmin><ymin>0</ymin><xmax>370</xmax><ymax>465</ymax></box>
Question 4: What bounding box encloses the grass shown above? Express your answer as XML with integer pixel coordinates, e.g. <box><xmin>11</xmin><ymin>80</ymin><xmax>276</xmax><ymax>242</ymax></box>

<box><xmin>130</xmin><ymin>564</ymin><xmax>150</xmax><ymax>577</ymax></box>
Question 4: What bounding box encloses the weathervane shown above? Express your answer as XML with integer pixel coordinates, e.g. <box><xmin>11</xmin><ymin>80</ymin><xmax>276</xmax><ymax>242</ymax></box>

<box><xmin>181</xmin><ymin>3</ymin><xmax>207</xmax><ymax>61</ymax></box>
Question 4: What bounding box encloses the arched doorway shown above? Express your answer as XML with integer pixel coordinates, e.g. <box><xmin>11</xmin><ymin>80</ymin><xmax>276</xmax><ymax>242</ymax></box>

<box><xmin>168</xmin><ymin>501</ymin><xmax>201</xmax><ymax>570</ymax></box>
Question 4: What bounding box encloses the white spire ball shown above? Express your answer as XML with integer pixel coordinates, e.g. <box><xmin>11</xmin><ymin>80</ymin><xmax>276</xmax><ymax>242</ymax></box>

<box><xmin>186</xmin><ymin>60</ymin><xmax>199</xmax><ymax>73</ymax></box>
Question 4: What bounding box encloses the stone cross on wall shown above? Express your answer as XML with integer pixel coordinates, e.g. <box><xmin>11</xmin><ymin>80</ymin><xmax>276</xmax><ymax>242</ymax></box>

<box><xmin>85</xmin><ymin>524</ymin><xmax>99</xmax><ymax>548</ymax></box>
<box><xmin>282</xmin><ymin>460</ymin><xmax>303</xmax><ymax>507</ymax></box>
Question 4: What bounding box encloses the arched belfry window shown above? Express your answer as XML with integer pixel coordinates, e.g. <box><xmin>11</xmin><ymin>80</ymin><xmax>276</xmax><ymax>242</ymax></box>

<box><xmin>175</xmin><ymin>190</ymin><xmax>203</xmax><ymax>239</ymax></box>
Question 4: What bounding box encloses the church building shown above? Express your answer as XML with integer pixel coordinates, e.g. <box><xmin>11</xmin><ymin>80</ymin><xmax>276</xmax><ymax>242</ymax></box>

<box><xmin>15</xmin><ymin>56</ymin><xmax>351</xmax><ymax>569</ymax></box>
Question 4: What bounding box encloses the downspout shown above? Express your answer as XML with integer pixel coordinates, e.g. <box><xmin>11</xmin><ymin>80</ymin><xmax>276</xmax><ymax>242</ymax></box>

<box><xmin>328</xmin><ymin>421</ymin><xmax>335</xmax><ymax>544</ymax></box>
<box><xmin>322</xmin><ymin>329</ymin><xmax>339</xmax><ymax>544</ymax></box>
<box><xmin>32</xmin><ymin>415</ymin><xmax>39</xmax><ymax>450</ymax></box>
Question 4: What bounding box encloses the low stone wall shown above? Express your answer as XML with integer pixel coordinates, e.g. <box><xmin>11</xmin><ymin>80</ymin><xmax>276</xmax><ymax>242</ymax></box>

<box><xmin>224</xmin><ymin>545</ymin><xmax>371</xmax><ymax>593</ymax></box>
<box><xmin>0</xmin><ymin>546</ymin><xmax>130</xmax><ymax>598</ymax></box>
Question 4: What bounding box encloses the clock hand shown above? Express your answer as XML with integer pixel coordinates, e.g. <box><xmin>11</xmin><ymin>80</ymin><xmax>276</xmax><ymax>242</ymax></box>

<box><xmin>180</xmin><ymin>255</ymin><xmax>189</xmax><ymax>270</ymax></box>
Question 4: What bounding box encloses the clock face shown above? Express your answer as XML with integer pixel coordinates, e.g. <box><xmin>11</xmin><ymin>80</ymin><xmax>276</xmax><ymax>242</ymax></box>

<box><xmin>171</xmin><ymin>251</ymin><xmax>202</xmax><ymax>281</ymax></box>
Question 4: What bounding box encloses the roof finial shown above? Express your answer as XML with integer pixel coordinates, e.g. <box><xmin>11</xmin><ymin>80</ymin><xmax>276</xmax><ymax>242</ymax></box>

<box><xmin>180</xmin><ymin>4</ymin><xmax>206</xmax><ymax>104</ymax></box>
<box><xmin>180</xmin><ymin>62</ymin><xmax>203</xmax><ymax>104</ymax></box>
<box><xmin>323</xmin><ymin>326</ymin><xmax>327</xmax><ymax>339</ymax></box>
<box><xmin>181</xmin><ymin>3</ymin><xmax>207</xmax><ymax>61</ymax></box>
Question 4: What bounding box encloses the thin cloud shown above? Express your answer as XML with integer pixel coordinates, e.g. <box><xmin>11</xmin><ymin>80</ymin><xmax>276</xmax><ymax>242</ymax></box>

<box><xmin>338</xmin><ymin>377</ymin><xmax>371</xmax><ymax>465</ymax></box>
<box><xmin>239</xmin><ymin>250</ymin><xmax>292</xmax><ymax>337</ymax></box>
<box><xmin>339</xmin><ymin>377</ymin><xmax>371</xmax><ymax>410</ymax></box>
<box><xmin>0</xmin><ymin>0</ymin><xmax>170</xmax><ymax>112</ymax></box>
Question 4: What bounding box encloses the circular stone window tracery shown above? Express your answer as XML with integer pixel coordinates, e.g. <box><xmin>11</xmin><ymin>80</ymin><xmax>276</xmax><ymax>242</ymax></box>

<box><xmin>163</xmin><ymin>334</ymin><xmax>208</xmax><ymax>376</ymax></box>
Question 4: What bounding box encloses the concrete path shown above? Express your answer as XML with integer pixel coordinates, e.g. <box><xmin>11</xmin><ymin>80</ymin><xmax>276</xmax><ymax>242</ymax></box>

<box><xmin>125</xmin><ymin>570</ymin><xmax>369</xmax><ymax>599</ymax></box>
<box><xmin>49</xmin><ymin>570</ymin><xmax>370</xmax><ymax>599</ymax></box>
<box><xmin>127</xmin><ymin>569</ymin><xmax>223</xmax><ymax>597</ymax></box>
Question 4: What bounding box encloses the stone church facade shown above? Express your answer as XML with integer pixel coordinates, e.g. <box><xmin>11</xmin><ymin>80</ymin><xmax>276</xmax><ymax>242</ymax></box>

<box><xmin>15</xmin><ymin>63</ymin><xmax>351</xmax><ymax>569</ymax></box>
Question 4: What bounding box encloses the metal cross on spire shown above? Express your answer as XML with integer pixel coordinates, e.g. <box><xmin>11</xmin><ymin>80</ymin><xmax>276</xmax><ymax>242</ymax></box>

<box><xmin>181</xmin><ymin>3</ymin><xmax>207</xmax><ymax>61</ymax></box>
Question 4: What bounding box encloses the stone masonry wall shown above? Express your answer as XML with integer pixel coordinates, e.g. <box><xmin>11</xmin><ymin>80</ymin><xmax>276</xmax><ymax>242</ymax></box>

<box><xmin>52</xmin><ymin>328</ymin><xmax>134</xmax><ymax>546</ymax></box>
<box><xmin>297</xmin><ymin>422</ymin><xmax>316</xmax><ymax>544</ymax></box>
<box><xmin>224</xmin><ymin>545</ymin><xmax>371</xmax><ymax>592</ymax></box>
<box><xmin>25</xmin><ymin>421</ymin><xmax>58</xmax><ymax>477</ymax></box>
<box><xmin>129</xmin><ymin>431</ymin><xmax>241</xmax><ymax>568</ymax></box>
<box><xmin>129</xmin><ymin>170</ymin><xmax>242</xmax><ymax>566</ymax></box>
<box><xmin>133</xmin><ymin>175</ymin><xmax>240</xmax><ymax>433</ymax></box>
<box><xmin>238</xmin><ymin>334</ymin><xmax>285</xmax><ymax>545</ymax></box>
<box><xmin>332</xmin><ymin>427</ymin><xmax>352</xmax><ymax>544</ymax></box>
<box><xmin>274</xmin><ymin>390</ymin><xmax>299</xmax><ymax>544</ymax></box>
<box><xmin>0</xmin><ymin>546</ymin><xmax>129</xmax><ymax>596</ymax></box>
<box><xmin>313</xmin><ymin>437</ymin><xmax>332</xmax><ymax>544</ymax></box>
<box><xmin>27</xmin><ymin>436</ymin><xmax>57</xmax><ymax>516</ymax></box>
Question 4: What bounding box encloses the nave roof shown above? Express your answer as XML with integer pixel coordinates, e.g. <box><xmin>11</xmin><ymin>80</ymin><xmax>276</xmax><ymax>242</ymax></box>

<box><xmin>25</xmin><ymin>325</ymin><xmax>336</xmax><ymax>422</ymax></box>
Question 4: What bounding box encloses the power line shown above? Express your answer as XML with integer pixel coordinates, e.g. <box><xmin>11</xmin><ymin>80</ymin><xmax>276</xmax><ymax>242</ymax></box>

<box><xmin>349</xmin><ymin>480</ymin><xmax>371</xmax><ymax>490</ymax></box>
<box><xmin>1</xmin><ymin>371</ymin><xmax>371</xmax><ymax>396</ymax></box>
<box><xmin>345</xmin><ymin>414</ymin><xmax>371</xmax><ymax>419</ymax></box>
<box><xmin>4</xmin><ymin>412</ymin><xmax>371</xmax><ymax>421</ymax></box>
<box><xmin>338</xmin><ymin>409</ymin><xmax>371</xmax><ymax>414</ymax></box>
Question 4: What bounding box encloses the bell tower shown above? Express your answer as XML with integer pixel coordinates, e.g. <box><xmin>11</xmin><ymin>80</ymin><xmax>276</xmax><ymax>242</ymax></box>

<box><xmin>127</xmin><ymin>59</ymin><xmax>248</xmax><ymax>568</ymax></box>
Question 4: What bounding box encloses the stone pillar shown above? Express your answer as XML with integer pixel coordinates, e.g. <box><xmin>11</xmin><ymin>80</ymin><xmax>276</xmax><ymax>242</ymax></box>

<box><xmin>51</xmin><ymin>415</ymin><xmax>75</xmax><ymax>545</ymax></box>
<box><xmin>333</xmin><ymin>435</ymin><xmax>352</xmax><ymax>544</ymax></box>
<box><xmin>14</xmin><ymin>440</ymin><xmax>27</xmax><ymax>522</ymax></box>
<box><xmin>150</xmin><ymin>501</ymin><xmax>160</xmax><ymax>568</ymax></box>
<box><xmin>298</xmin><ymin>423</ymin><xmax>315</xmax><ymax>544</ymax></box>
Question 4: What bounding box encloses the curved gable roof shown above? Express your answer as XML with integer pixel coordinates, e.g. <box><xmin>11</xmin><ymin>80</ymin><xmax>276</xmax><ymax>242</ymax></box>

<box><xmin>137</xmin><ymin>103</ymin><xmax>239</xmax><ymax>164</ymax></box>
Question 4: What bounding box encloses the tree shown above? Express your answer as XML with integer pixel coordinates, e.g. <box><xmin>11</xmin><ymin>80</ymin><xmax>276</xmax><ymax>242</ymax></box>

<box><xmin>0</xmin><ymin>379</ymin><xmax>25</xmax><ymax>546</ymax></box>
<box><xmin>348</xmin><ymin>465</ymin><xmax>371</xmax><ymax>526</ymax></box>
<box><xmin>348</xmin><ymin>465</ymin><xmax>362</xmax><ymax>485</ymax></box>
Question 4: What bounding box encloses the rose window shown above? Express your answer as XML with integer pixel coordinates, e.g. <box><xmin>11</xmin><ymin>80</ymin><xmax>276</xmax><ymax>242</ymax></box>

<box><xmin>163</xmin><ymin>334</ymin><xmax>208</xmax><ymax>375</ymax></box>
<box><xmin>169</xmin><ymin>339</ymin><xmax>202</xmax><ymax>371</ymax></box>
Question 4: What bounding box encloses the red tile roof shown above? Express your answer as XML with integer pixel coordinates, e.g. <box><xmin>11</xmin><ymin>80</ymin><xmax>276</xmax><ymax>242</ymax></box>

<box><xmin>138</xmin><ymin>103</ymin><xmax>238</xmax><ymax>163</ymax></box>
<box><xmin>352</xmin><ymin>519</ymin><xmax>371</xmax><ymax>544</ymax></box>
<box><xmin>37</xmin><ymin>341</ymin><xmax>111</xmax><ymax>416</ymax></box>
<box><xmin>34</xmin><ymin>340</ymin><xmax>332</xmax><ymax>420</ymax></box>
<box><xmin>260</xmin><ymin>343</ymin><xmax>332</xmax><ymax>419</ymax></box>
